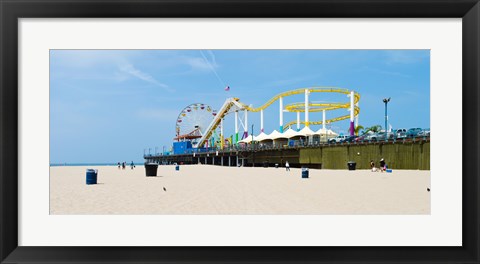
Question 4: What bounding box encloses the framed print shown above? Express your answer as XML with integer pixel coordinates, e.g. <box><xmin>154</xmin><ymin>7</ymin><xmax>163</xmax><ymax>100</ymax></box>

<box><xmin>1</xmin><ymin>0</ymin><xmax>479</xmax><ymax>263</ymax></box>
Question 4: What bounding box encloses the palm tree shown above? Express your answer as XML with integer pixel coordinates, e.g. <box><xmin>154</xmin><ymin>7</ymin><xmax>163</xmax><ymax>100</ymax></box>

<box><xmin>365</xmin><ymin>125</ymin><xmax>382</xmax><ymax>134</ymax></box>
<box><xmin>354</xmin><ymin>125</ymin><xmax>364</xmax><ymax>136</ymax></box>
<box><xmin>348</xmin><ymin>125</ymin><xmax>365</xmax><ymax>136</ymax></box>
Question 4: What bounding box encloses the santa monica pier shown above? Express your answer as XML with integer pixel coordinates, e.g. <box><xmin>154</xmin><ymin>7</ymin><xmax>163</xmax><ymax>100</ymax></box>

<box><xmin>144</xmin><ymin>87</ymin><xmax>430</xmax><ymax>170</ymax></box>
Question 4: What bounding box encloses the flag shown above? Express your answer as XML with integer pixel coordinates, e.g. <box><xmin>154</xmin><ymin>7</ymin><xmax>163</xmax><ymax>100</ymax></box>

<box><xmin>224</xmin><ymin>85</ymin><xmax>230</xmax><ymax>91</ymax></box>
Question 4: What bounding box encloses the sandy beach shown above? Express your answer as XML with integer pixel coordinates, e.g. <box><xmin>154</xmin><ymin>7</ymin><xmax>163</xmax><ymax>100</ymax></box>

<box><xmin>50</xmin><ymin>165</ymin><xmax>430</xmax><ymax>215</ymax></box>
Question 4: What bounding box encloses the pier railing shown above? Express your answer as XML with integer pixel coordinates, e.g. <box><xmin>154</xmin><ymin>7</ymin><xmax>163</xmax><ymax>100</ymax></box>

<box><xmin>144</xmin><ymin>135</ymin><xmax>430</xmax><ymax>159</ymax></box>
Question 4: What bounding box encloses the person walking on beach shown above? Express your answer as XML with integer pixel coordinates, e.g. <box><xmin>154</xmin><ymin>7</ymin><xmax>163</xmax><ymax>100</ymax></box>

<box><xmin>370</xmin><ymin>160</ymin><xmax>377</xmax><ymax>172</ymax></box>
<box><xmin>122</xmin><ymin>162</ymin><xmax>126</xmax><ymax>170</ymax></box>
<box><xmin>285</xmin><ymin>161</ymin><xmax>290</xmax><ymax>171</ymax></box>
<box><xmin>117</xmin><ymin>162</ymin><xmax>121</xmax><ymax>169</ymax></box>
<box><xmin>130</xmin><ymin>161</ymin><xmax>134</xmax><ymax>169</ymax></box>
<box><xmin>379</xmin><ymin>158</ymin><xmax>386</xmax><ymax>172</ymax></box>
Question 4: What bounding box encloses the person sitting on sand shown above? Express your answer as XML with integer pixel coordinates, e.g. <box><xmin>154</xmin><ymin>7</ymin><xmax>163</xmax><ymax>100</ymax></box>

<box><xmin>285</xmin><ymin>161</ymin><xmax>290</xmax><ymax>171</ymax></box>
<box><xmin>379</xmin><ymin>158</ymin><xmax>386</xmax><ymax>172</ymax></box>
<box><xmin>370</xmin><ymin>160</ymin><xmax>377</xmax><ymax>172</ymax></box>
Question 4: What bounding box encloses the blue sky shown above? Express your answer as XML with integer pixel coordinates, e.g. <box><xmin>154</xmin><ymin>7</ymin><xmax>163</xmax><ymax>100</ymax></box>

<box><xmin>50</xmin><ymin>50</ymin><xmax>430</xmax><ymax>164</ymax></box>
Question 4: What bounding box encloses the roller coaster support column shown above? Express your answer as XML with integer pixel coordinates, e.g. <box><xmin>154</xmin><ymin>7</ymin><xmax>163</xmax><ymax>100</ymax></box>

<box><xmin>261</xmin><ymin>109</ymin><xmax>264</xmax><ymax>133</ymax></box>
<box><xmin>355</xmin><ymin>101</ymin><xmax>359</xmax><ymax>130</ymax></box>
<box><xmin>220</xmin><ymin>118</ymin><xmax>224</xmax><ymax>149</ymax></box>
<box><xmin>305</xmin><ymin>89</ymin><xmax>310</xmax><ymax>127</ymax></box>
<box><xmin>297</xmin><ymin>112</ymin><xmax>300</xmax><ymax>131</ymax></box>
<box><xmin>322</xmin><ymin>110</ymin><xmax>326</xmax><ymax>130</ymax></box>
<box><xmin>235</xmin><ymin>111</ymin><xmax>239</xmax><ymax>144</ymax></box>
<box><xmin>244</xmin><ymin>109</ymin><xmax>249</xmax><ymax>139</ymax></box>
<box><xmin>279</xmin><ymin>97</ymin><xmax>284</xmax><ymax>132</ymax></box>
<box><xmin>349</xmin><ymin>91</ymin><xmax>355</xmax><ymax>136</ymax></box>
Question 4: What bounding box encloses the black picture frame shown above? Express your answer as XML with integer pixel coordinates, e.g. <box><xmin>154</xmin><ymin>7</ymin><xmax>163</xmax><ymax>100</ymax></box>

<box><xmin>1</xmin><ymin>0</ymin><xmax>479</xmax><ymax>263</ymax></box>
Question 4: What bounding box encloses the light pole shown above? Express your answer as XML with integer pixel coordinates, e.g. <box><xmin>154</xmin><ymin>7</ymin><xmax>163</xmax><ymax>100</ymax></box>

<box><xmin>251</xmin><ymin>124</ymin><xmax>254</xmax><ymax>148</ymax></box>
<box><xmin>383</xmin><ymin>97</ymin><xmax>391</xmax><ymax>133</ymax></box>
<box><xmin>251</xmin><ymin>124</ymin><xmax>254</xmax><ymax>167</ymax></box>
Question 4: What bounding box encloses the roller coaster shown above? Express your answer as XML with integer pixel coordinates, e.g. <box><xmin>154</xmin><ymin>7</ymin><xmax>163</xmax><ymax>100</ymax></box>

<box><xmin>174</xmin><ymin>87</ymin><xmax>360</xmax><ymax>149</ymax></box>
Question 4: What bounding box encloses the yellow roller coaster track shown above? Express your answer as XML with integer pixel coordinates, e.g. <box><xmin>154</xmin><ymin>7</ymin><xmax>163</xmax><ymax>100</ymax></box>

<box><xmin>238</xmin><ymin>87</ymin><xmax>360</xmax><ymax>112</ymax></box>
<box><xmin>284</xmin><ymin>106</ymin><xmax>360</xmax><ymax>129</ymax></box>
<box><xmin>237</xmin><ymin>87</ymin><xmax>360</xmax><ymax>130</ymax></box>
<box><xmin>196</xmin><ymin>87</ymin><xmax>360</xmax><ymax>148</ymax></box>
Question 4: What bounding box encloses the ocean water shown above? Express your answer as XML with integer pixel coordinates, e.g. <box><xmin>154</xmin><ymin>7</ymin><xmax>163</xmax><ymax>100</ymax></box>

<box><xmin>50</xmin><ymin>163</ymin><xmax>144</xmax><ymax>167</ymax></box>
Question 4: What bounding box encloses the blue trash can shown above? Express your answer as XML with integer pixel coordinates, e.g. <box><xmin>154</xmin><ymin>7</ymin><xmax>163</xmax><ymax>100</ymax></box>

<box><xmin>175</xmin><ymin>165</ymin><xmax>180</xmax><ymax>171</ymax></box>
<box><xmin>301</xmin><ymin>167</ymin><xmax>309</xmax><ymax>178</ymax></box>
<box><xmin>86</xmin><ymin>169</ymin><xmax>97</xmax><ymax>185</ymax></box>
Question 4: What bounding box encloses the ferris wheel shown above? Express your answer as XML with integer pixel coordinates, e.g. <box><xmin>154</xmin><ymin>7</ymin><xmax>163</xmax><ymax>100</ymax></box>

<box><xmin>175</xmin><ymin>103</ymin><xmax>216</xmax><ymax>141</ymax></box>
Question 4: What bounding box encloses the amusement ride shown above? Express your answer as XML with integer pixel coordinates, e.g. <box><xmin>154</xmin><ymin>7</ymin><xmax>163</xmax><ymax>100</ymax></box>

<box><xmin>173</xmin><ymin>87</ymin><xmax>361</xmax><ymax>150</ymax></box>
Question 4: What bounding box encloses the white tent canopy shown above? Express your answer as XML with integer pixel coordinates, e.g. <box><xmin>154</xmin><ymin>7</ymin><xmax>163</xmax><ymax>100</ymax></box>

<box><xmin>266</xmin><ymin>130</ymin><xmax>286</xmax><ymax>140</ymax></box>
<box><xmin>238</xmin><ymin>134</ymin><xmax>257</xmax><ymax>143</ymax></box>
<box><xmin>238</xmin><ymin>127</ymin><xmax>341</xmax><ymax>143</ymax></box>
<box><xmin>314</xmin><ymin>128</ymin><xmax>338</xmax><ymax>136</ymax></box>
<box><xmin>298</xmin><ymin>126</ymin><xmax>316</xmax><ymax>136</ymax></box>
<box><xmin>282</xmin><ymin>128</ymin><xmax>302</xmax><ymax>138</ymax></box>
<box><xmin>255</xmin><ymin>132</ymin><xmax>270</xmax><ymax>141</ymax></box>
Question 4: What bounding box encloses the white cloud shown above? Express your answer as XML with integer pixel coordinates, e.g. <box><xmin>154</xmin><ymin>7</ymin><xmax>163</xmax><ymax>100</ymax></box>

<box><xmin>199</xmin><ymin>50</ymin><xmax>225</xmax><ymax>86</ymax></box>
<box><xmin>119</xmin><ymin>63</ymin><xmax>173</xmax><ymax>92</ymax></box>
<box><xmin>207</xmin><ymin>50</ymin><xmax>217</xmax><ymax>65</ymax></box>
<box><xmin>51</xmin><ymin>50</ymin><xmax>231</xmax><ymax>91</ymax></box>
<box><xmin>182</xmin><ymin>56</ymin><xmax>212</xmax><ymax>71</ymax></box>
<box><xmin>180</xmin><ymin>50</ymin><xmax>219</xmax><ymax>72</ymax></box>
<box><xmin>52</xmin><ymin>50</ymin><xmax>220</xmax><ymax>79</ymax></box>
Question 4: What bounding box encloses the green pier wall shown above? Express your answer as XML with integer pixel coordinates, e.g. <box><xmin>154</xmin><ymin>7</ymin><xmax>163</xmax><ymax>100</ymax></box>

<box><xmin>299</xmin><ymin>142</ymin><xmax>430</xmax><ymax>170</ymax></box>
<box><xmin>149</xmin><ymin>141</ymin><xmax>430</xmax><ymax>170</ymax></box>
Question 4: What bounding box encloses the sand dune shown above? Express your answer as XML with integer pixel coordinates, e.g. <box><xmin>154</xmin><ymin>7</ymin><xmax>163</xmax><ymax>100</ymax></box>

<box><xmin>50</xmin><ymin>165</ymin><xmax>430</xmax><ymax>215</ymax></box>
